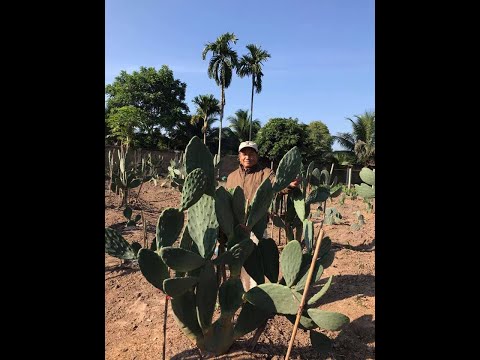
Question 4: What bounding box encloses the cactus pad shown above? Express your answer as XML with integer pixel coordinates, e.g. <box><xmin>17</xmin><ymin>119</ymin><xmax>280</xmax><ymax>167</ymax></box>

<box><xmin>279</xmin><ymin>240</ymin><xmax>303</xmax><ymax>287</ymax></box>
<box><xmin>245</xmin><ymin>283</ymin><xmax>300</xmax><ymax>315</ymax></box>
<box><xmin>138</xmin><ymin>248</ymin><xmax>170</xmax><ymax>292</ymax></box>
<box><xmin>105</xmin><ymin>228</ymin><xmax>137</xmax><ymax>260</ymax></box>
<box><xmin>246</xmin><ymin>178</ymin><xmax>274</xmax><ymax>229</ymax></box>
<box><xmin>163</xmin><ymin>276</ymin><xmax>199</xmax><ymax>298</ymax></box>
<box><xmin>272</xmin><ymin>146</ymin><xmax>302</xmax><ymax>192</ymax></box>
<box><xmin>159</xmin><ymin>247</ymin><xmax>206</xmax><ymax>272</ymax></box>
<box><xmin>219</xmin><ymin>278</ymin><xmax>244</xmax><ymax>315</ymax></box>
<box><xmin>307</xmin><ymin>309</ymin><xmax>350</xmax><ymax>331</ymax></box>
<box><xmin>258</xmin><ymin>238</ymin><xmax>279</xmax><ymax>283</ymax></box>
<box><xmin>156</xmin><ymin>208</ymin><xmax>184</xmax><ymax>248</ymax></box>
<box><xmin>196</xmin><ymin>261</ymin><xmax>217</xmax><ymax>330</ymax></box>
<box><xmin>307</xmin><ymin>275</ymin><xmax>333</xmax><ymax>305</ymax></box>
<box><xmin>187</xmin><ymin>194</ymin><xmax>219</xmax><ymax>259</ymax></box>
<box><xmin>185</xmin><ymin>136</ymin><xmax>215</xmax><ymax>196</ymax></box>
<box><xmin>180</xmin><ymin>168</ymin><xmax>207</xmax><ymax>211</ymax></box>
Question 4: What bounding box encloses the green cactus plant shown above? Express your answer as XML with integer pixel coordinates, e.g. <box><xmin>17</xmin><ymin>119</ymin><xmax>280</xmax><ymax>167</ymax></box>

<box><xmin>123</xmin><ymin>206</ymin><xmax>142</xmax><ymax>227</ymax></box>
<box><xmin>110</xmin><ymin>147</ymin><xmax>142</xmax><ymax>207</ymax></box>
<box><xmin>355</xmin><ymin>167</ymin><xmax>375</xmax><ymax>199</ymax></box>
<box><xmin>273</xmin><ymin>160</ymin><xmax>343</xmax><ymax>249</ymax></box>
<box><xmin>324</xmin><ymin>207</ymin><xmax>343</xmax><ymax>225</ymax></box>
<box><xmin>136</xmin><ymin>136</ymin><xmax>349</xmax><ymax>356</ymax></box>
<box><xmin>350</xmin><ymin>210</ymin><xmax>366</xmax><ymax>231</ymax></box>
<box><xmin>164</xmin><ymin>154</ymin><xmax>187</xmax><ymax>190</ymax></box>
<box><xmin>104</xmin><ymin>227</ymin><xmax>140</xmax><ymax>260</ymax></box>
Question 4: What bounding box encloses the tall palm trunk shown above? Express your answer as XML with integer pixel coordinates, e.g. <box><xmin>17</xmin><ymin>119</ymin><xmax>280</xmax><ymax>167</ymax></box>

<box><xmin>249</xmin><ymin>77</ymin><xmax>255</xmax><ymax>141</ymax></box>
<box><xmin>203</xmin><ymin>113</ymin><xmax>208</xmax><ymax>144</ymax></box>
<box><xmin>218</xmin><ymin>82</ymin><xmax>225</xmax><ymax>158</ymax></box>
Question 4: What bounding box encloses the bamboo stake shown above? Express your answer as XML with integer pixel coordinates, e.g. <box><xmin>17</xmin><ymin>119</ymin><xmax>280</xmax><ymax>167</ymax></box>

<box><xmin>278</xmin><ymin>195</ymin><xmax>283</xmax><ymax>245</ymax></box>
<box><xmin>285</xmin><ymin>228</ymin><xmax>325</xmax><ymax>360</ymax></box>
<box><xmin>141</xmin><ymin>209</ymin><xmax>147</xmax><ymax>249</ymax></box>
<box><xmin>162</xmin><ymin>295</ymin><xmax>169</xmax><ymax>360</ymax></box>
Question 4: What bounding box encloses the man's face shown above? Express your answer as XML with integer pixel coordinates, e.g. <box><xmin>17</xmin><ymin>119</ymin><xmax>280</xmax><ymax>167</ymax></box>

<box><xmin>239</xmin><ymin>147</ymin><xmax>258</xmax><ymax>169</ymax></box>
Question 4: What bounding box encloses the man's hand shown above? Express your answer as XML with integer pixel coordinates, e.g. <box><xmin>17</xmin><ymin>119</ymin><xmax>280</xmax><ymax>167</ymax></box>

<box><xmin>288</xmin><ymin>177</ymin><xmax>301</xmax><ymax>189</ymax></box>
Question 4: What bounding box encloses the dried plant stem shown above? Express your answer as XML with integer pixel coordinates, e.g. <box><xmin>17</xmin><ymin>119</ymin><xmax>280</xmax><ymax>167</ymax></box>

<box><xmin>285</xmin><ymin>228</ymin><xmax>325</xmax><ymax>360</ymax></box>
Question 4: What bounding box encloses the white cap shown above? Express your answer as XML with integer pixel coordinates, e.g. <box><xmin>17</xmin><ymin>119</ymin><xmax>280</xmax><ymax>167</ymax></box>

<box><xmin>238</xmin><ymin>141</ymin><xmax>258</xmax><ymax>153</ymax></box>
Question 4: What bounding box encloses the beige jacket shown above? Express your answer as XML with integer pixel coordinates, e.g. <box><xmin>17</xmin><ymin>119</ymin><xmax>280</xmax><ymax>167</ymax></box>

<box><xmin>226</xmin><ymin>164</ymin><xmax>292</xmax><ymax>203</ymax></box>
<box><xmin>226</xmin><ymin>164</ymin><xmax>274</xmax><ymax>203</ymax></box>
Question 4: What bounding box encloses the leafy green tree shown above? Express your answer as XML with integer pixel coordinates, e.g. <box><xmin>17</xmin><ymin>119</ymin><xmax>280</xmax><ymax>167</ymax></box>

<box><xmin>255</xmin><ymin>117</ymin><xmax>306</xmax><ymax>162</ymax></box>
<box><xmin>236</xmin><ymin>44</ymin><xmax>271</xmax><ymax>140</ymax></box>
<box><xmin>304</xmin><ymin>121</ymin><xmax>333</xmax><ymax>164</ymax></box>
<box><xmin>202</xmin><ymin>32</ymin><xmax>238</xmax><ymax>157</ymax></box>
<box><xmin>228</xmin><ymin>109</ymin><xmax>261</xmax><ymax>142</ymax></box>
<box><xmin>106</xmin><ymin>105</ymin><xmax>147</xmax><ymax>148</ymax></box>
<box><xmin>169</xmin><ymin>114</ymin><xmax>218</xmax><ymax>151</ymax></box>
<box><xmin>332</xmin><ymin>151</ymin><xmax>356</xmax><ymax>166</ymax></box>
<box><xmin>191</xmin><ymin>94</ymin><xmax>221</xmax><ymax>144</ymax></box>
<box><xmin>333</xmin><ymin>111</ymin><xmax>375</xmax><ymax>166</ymax></box>
<box><xmin>105</xmin><ymin>65</ymin><xmax>189</xmax><ymax>148</ymax></box>
<box><xmin>208</xmin><ymin>126</ymin><xmax>240</xmax><ymax>156</ymax></box>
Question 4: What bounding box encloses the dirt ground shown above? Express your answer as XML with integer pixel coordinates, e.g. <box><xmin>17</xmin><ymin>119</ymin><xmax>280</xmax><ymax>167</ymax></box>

<box><xmin>105</xmin><ymin>180</ymin><xmax>375</xmax><ymax>359</ymax></box>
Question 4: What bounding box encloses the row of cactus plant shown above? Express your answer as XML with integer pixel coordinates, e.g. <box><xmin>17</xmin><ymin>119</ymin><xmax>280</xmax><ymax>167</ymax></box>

<box><xmin>271</xmin><ymin>162</ymin><xmax>343</xmax><ymax>251</ymax></box>
<box><xmin>108</xmin><ymin>147</ymin><xmax>164</xmax><ymax>205</ymax></box>
<box><xmin>124</xmin><ymin>136</ymin><xmax>350</xmax><ymax>356</ymax></box>
<box><xmin>163</xmin><ymin>155</ymin><xmax>187</xmax><ymax>190</ymax></box>
<box><xmin>110</xmin><ymin>147</ymin><xmax>142</xmax><ymax>207</ymax></box>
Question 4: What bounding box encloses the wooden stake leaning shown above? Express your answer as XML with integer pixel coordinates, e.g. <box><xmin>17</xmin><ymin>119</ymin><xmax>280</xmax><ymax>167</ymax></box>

<box><xmin>162</xmin><ymin>295</ymin><xmax>169</xmax><ymax>360</ymax></box>
<box><xmin>285</xmin><ymin>227</ymin><xmax>325</xmax><ymax>360</ymax></box>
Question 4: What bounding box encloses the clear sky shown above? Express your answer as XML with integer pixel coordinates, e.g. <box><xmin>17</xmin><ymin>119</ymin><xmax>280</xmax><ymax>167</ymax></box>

<box><xmin>105</xmin><ymin>0</ymin><xmax>374</xmax><ymax>149</ymax></box>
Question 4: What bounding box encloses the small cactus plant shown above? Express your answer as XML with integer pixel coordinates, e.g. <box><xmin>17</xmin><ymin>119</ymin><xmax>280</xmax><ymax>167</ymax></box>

<box><xmin>355</xmin><ymin>167</ymin><xmax>375</xmax><ymax>199</ymax></box>
<box><xmin>104</xmin><ymin>227</ymin><xmax>141</xmax><ymax>260</ymax></box>
<box><xmin>324</xmin><ymin>207</ymin><xmax>343</xmax><ymax>225</ymax></box>
<box><xmin>123</xmin><ymin>206</ymin><xmax>142</xmax><ymax>227</ymax></box>
<box><xmin>350</xmin><ymin>211</ymin><xmax>365</xmax><ymax>231</ymax></box>
<box><xmin>110</xmin><ymin>148</ymin><xmax>142</xmax><ymax>206</ymax></box>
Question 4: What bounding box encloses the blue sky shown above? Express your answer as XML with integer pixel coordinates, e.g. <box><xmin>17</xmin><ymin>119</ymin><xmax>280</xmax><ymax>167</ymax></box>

<box><xmin>106</xmin><ymin>0</ymin><xmax>374</xmax><ymax>149</ymax></box>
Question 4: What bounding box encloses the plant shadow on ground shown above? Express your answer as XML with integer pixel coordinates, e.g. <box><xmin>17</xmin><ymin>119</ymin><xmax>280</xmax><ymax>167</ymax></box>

<box><xmin>332</xmin><ymin>314</ymin><xmax>375</xmax><ymax>359</ymax></box>
<box><xmin>104</xmin><ymin>263</ymin><xmax>139</xmax><ymax>279</ymax></box>
<box><xmin>169</xmin><ymin>315</ymin><xmax>375</xmax><ymax>359</ymax></box>
<box><xmin>308</xmin><ymin>274</ymin><xmax>375</xmax><ymax>305</ymax></box>
<box><xmin>332</xmin><ymin>238</ymin><xmax>375</xmax><ymax>252</ymax></box>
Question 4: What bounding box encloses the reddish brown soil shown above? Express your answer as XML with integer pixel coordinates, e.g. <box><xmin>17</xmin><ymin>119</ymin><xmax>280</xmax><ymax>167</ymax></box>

<box><xmin>105</xmin><ymin>180</ymin><xmax>375</xmax><ymax>359</ymax></box>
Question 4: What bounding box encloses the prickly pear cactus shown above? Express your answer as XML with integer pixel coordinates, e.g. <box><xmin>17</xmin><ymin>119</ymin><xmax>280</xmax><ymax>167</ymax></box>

<box><xmin>104</xmin><ymin>227</ymin><xmax>138</xmax><ymax>260</ymax></box>
<box><xmin>135</xmin><ymin>136</ymin><xmax>349</xmax><ymax>355</ymax></box>
<box><xmin>242</xmin><ymin>239</ymin><xmax>349</xmax><ymax>350</ymax></box>
<box><xmin>355</xmin><ymin>167</ymin><xmax>375</xmax><ymax>199</ymax></box>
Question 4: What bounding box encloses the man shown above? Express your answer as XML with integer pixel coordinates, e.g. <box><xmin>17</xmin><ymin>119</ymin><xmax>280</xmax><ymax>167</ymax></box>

<box><xmin>226</xmin><ymin>141</ymin><xmax>299</xmax><ymax>290</ymax></box>
<box><xmin>226</xmin><ymin>141</ymin><xmax>299</xmax><ymax>202</ymax></box>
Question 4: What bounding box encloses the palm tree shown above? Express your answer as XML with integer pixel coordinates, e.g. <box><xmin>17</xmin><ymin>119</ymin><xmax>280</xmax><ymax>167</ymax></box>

<box><xmin>202</xmin><ymin>32</ymin><xmax>239</xmax><ymax>157</ymax></box>
<box><xmin>191</xmin><ymin>94</ymin><xmax>221</xmax><ymax>144</ymax></box>
<box><xmin>228</xmin><ymin>109</ymin><xmax>261</xmax><ymax>143</ymax></box>
<box><xmin>236</xmin><ymin>44</ymin><xmax>271</xmax><ymax>140</ymax></box>
<box><xmin>333</xmin><ymin>111</ymin><xmax>375</xmax><ymax>166</ymax></box>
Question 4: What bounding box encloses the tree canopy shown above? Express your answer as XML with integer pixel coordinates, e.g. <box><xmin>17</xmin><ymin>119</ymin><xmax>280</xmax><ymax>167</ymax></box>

<box><xmin>228</xmin><ymin>109</ymin><xmax>261</xmax><ymax>143</ymax></box>
<box><xmin>105</xmin><ymin>65</ymin><xmax>189</xmax><ymax>148</ymax></box>
<box><xmin>106</xmin><ymin>105</ymin><xmax>147</xmax><ymax>147</ymax></box>
<box><xmin>304</xmin><ymin>121</ymin><xmax>333</xmax><ymax>164</ymax></box>
<box><xmin>333</xmin><ymin>110</ymin><xmax>375</xmax><ymax>166</ymax></box>
<box><xmin>255</xmin><ymin>117</ymin><xmax>306</xmax><ymax>162</ymax></box>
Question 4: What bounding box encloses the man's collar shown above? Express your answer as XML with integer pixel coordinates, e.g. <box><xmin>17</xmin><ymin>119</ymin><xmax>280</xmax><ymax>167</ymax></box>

<box><xmin>239</xmin><ymin>163</ymin><xmax>260</xmax><ymax>174</ymax></box>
